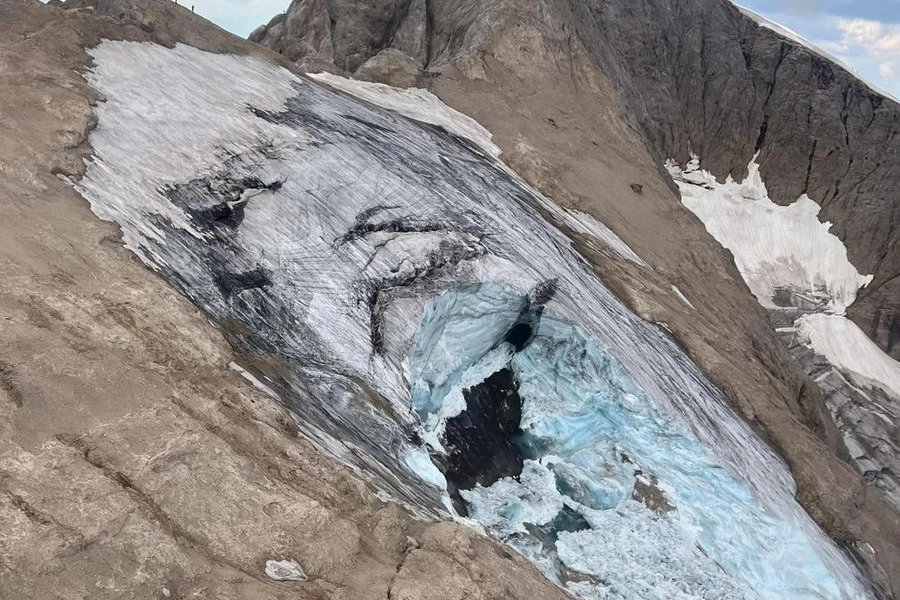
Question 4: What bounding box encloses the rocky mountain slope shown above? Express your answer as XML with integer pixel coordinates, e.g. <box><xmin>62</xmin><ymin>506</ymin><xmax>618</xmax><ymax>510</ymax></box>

<box><xmin>250</xmin><ymin>0</ymin><xmax>900</xmax><ymax>595</ymax></box>
<box><xmin>562</xmin><ymin>0</ymin><xmax>900</xmax><ymax>363</ymax></box>
<box><xmin>1</xmin><ymin>0</ymin><xmax>897</xmax><ymax>598</ymax></box>
<box><xmin>0</xmin><ymin>2</ymin><xmax>575</xmax><ymax>598</ymax></box>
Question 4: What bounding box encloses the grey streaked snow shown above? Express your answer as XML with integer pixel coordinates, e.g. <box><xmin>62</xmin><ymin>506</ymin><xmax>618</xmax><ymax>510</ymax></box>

<box><xmin>308</xmin><ymin>72</ymin><xmax>502</xmax><ymax>158</ymax></box>
<box><xmin>559</xmin><ymin>208</ymin><xmax>649</xmax><ymax>267</ymax></box>
<box><xmin>311</xmin><ymin>73</ymin><xmax>651</xmax><ymax>270</ymax></box>
<box><xmin>74</xmin><ymin>41</ymin><xmax>873</xmax><ymax>600</ymax></box>
<box><xmin>797</xmin><ymin>314</ymin><xmax>900</xmax><ymax>400</ymax></box>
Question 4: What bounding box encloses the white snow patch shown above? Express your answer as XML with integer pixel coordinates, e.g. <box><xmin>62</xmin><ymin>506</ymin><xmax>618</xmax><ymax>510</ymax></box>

<box><xmin>264</xmin><ymin>559</ymin><xmax>308</xmax><ymax>581</ymax></box>
<box><xmin>308</xmin><ymin>72</ymin><xmax>502</xmax><ymax>158</ymax></box>
<box><xmin>669</xmin><ymin>152</ymin><xmax>900</xmax><ymax>408</ymax></box>
<box><xmin>667</xmin><ymin>154</ymin><xmax>872</xmax><ymax>314</ymax></box>
<box><xmin>671</xmin><ymin>285</ymin><xmax>695</xmax><ymax>310</ymax></box>
<box><xmin>797</xmin><ymin>314</ymin><xmax>900</xmax><ymax>399</ymax></box>
<box><xmin>229</xmin><ymin>362</ymin><xmax>278</xmax><ymax>399</ymax></box>
<box><xmin>77</xmin><ymin>42</ymin><xmax>307</xmax><ymax>258</ymax></box>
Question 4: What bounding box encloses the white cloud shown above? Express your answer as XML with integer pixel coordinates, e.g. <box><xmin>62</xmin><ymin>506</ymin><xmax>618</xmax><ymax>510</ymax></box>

<box><xmin>837</xmin><ymin>18</ymin><xmax>900</xmax><ymax>51</ymax></box>
<box><xmin>833</xmin><ymin>18</ymin><xmax>900</xmax><ymax>93</ymax></box>
<box><xmin>798</xmin><ymin>16</ymin><xmax>900</xmax><ymax>100</ymax></box>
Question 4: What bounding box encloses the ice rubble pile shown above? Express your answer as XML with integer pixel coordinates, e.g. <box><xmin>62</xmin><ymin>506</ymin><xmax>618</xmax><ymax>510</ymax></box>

<box><xmin>409</xmin><ymin>283</ymin><xmax>866</xmax><ymax>599</ymax></box>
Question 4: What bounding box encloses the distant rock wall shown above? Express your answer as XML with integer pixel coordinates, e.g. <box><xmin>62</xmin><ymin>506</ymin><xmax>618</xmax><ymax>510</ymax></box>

<box><xmin>558</xmin><ymin>0</ymin><xmax>899</xmax><ymax>361</ymax></box>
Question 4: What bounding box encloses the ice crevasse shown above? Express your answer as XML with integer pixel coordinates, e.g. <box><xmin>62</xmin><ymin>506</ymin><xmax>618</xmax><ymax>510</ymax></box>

<box><xmin>408</xmin><ymin>283</ymin><xmax>869</xmax><ymax>599</ymax></box>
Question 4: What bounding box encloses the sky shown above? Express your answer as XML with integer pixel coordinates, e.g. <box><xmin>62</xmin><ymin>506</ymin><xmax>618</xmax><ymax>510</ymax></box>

<box><xmin>66</xmin><ymin>0</ymin><xmax>899</xmax><ymax>99</ymax></box>
<box><xmin>173</xmin><ymin>0</ymin><xmax>288</xmax><ymax>37</ymax></box>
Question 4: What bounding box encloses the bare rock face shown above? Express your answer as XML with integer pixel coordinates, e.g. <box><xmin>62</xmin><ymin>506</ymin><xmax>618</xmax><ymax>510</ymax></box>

<box><xmin>355</xmin><ymin>48</ymin><xmax>422</xmax><ymax>88</ymax></box>
<box><xmin>249</xmin><ymin>0</ymin><xmax>900</xmax><ymax>594</ymax></box>
<box><xmin>557</xmin><ymin>0</ymin><xmax>900</xmax><ymax>362</ymax></box>
<box><xmin>251</xmin><ymin>0</ymin><xmax>503</xmax><ymax>77</ymax></box>
<box><xmin>249</xmin><ymin>0</ymin><xmax>335</xmax><ymax>69</ymax></box>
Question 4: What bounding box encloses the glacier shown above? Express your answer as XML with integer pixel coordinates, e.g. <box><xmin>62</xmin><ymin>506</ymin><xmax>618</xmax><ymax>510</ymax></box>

<box><xmin>412</xmin><ymin>283</ymin><xmax>866</xmax><ymax>599</ymax></box>
<box><xmin>73</xmin><ymin>40</ymin><xmax>874</xmax><ymax>599</ymax></box>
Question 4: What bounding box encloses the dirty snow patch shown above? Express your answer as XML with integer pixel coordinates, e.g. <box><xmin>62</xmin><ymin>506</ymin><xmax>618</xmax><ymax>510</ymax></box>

<box><xmin>797</xmin><ymin>314</ymin><xmax>900</xmax><ymax>399</ymax></box>
<box><xmin>667</xmin><ymin>154</ymin><xmax>871</xmax><ymax>313</ymax></box>
<box><xmin>265</xmin><ymin>559</ymin><xmax>308</xmax><ymax>581</ymax></box>
<box><xmin>308</xmin><ymin>72</ymin><xmax>501</xmax><ymax>158</ymax></box>
<box><xmin>560</xmin><ymin>209</ymin><xmax>649</xmax><ymax>267</ymax></box>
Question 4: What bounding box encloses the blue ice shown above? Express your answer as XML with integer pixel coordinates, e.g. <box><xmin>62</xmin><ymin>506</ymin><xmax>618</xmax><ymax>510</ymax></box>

<box><xmin>408</xmin><ymin>283</ymin><xmax>869</xmax><ymax>600</ymax></box>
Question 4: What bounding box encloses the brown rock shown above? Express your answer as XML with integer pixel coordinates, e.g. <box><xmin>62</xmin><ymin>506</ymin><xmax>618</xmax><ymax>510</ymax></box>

<box><xmin>355</xmin><ymin>48</ymin><xmax>422</xmax><ymax>88</ymax></box>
